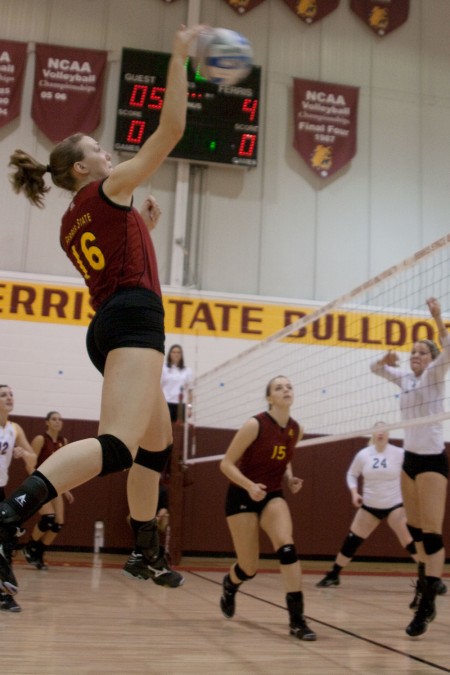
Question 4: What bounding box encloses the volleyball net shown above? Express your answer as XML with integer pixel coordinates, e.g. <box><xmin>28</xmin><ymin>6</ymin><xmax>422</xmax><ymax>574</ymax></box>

<box><xmin>189</xmin><ymin>233</ymin><xmax>450</xmax><ymax>461</ymax></box>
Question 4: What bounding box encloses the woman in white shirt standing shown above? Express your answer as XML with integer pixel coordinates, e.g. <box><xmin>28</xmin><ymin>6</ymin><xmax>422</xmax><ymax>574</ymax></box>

<box><xmin>316</xmin><ymin>424</ymin><xmax>421</xmax><ymax>590</ymax></box>
<box><xmin>161</xmin><ymin>345</ymin><xmax>194</xmax><ymax>423</ymax></box>
<box><xmin>370</xmin><ymin>297</ymin><xmax>450</xmax><ymax>637</ymax></box>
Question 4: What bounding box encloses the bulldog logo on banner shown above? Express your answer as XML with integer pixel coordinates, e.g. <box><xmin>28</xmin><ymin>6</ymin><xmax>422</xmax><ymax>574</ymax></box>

<box><xmin>282</xmin><ymin>0</ymin><xmax>340</xmax><ymax>24</ymax></box>
<box><xmin>350</xmin><ymin>0</ymin><xmax>409</xmax><ymax>37</ymax></box>
<box><xmin>32</xmin><ymin>43</ymin><xmax>107</xmax><ymax>143</ymax></box>
<box><xmin>0</xmin><ymin>40</ymin><xmax>27</xmax><ymax>130</ymax></box>
<box><xmin>222</xmin><ymin>0</ymin><xmax>266</xmax><ymax>14</ymax></box>
<box><xmin>293</xmin><ymin>78</ymin><xmax>359</xmax><ymax>179</ymax></box>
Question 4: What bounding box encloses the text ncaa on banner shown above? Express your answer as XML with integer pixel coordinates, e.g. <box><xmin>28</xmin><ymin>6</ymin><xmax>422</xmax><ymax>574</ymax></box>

<box><xmin>32</xmin><ymin>43</ymin><xmax>107</xmax><ymax>143</ymax></box>
<box><xmin>0</xmin><ymin>40</ymin><xmax>27</xmax><ymax>129</ymax></box>
<box><xmin>282</xmin><ymin>0</ymin><xmax>340</xmax><ymax>25</ymax></box>
<box><xmin>293</xmin><ymin>77</ymin><xmax>359</xmax><ymax>179</ymax></box>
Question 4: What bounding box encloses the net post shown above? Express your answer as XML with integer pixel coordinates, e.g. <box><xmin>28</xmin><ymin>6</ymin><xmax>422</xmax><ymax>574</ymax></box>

<box><xmin>168</xmin><ymin>423</ymin><xmax>185</xmax><ymax>566</ymax></box>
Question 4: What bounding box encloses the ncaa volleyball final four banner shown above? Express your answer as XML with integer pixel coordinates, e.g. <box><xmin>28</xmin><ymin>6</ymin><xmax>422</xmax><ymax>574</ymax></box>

<box><xmin>0</xmin><ymin>40</ymin><xmax>27</xmax><ymax>129</ymax></box>
<box><xmin>292</xmin><ymin>77</ymin><xmax>359</xmax><ymax>179</ymax></box>
<box><xmin>31</xmin><ymin>43</ymin><xmax>107</xmax><ymax>143</ymax></box>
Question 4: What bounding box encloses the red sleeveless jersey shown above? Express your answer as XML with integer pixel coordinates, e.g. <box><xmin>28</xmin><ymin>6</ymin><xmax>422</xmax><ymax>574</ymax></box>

<box><xmin>37</xmin><ymin>433</ymin><xmax>66</xmax><ymax>467</ymax></box>
<box><xmin>238</xmin><ymin>412</ymin><xmax>300</xmax><ymax>492</ymax></box>
<box><xmin>60</xmin><ymin>180</ymin><xmax>161</xmax><ymax>310</ymax></box>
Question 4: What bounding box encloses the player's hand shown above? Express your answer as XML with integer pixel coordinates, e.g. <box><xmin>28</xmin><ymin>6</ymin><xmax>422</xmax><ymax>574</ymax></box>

<box><xmin>288</xmin><ymin>476</ymin><xmax>303</xmax><ymax>494</ymax></box>
<box><xmin>383</xmin><ymin>350</ymin><xmax>399</xmax><ymax>367</ymax></box>
<box><xmin>173</xmin><ymin>24</ymin><xmax>210</xmax><ymax>60</ymax></box>
<box><xmin>248</xmin><ymin>483</ymin><xmax>267</xmax><ymax>502</ymax></box>
<box><xmin>140</xmin><ymin>195</ymin><xmax>161</xmax><ymax>231</ymax></box>
<box><xmin>352</xmin><ymin>493</ymin><xmax>363</xmax><ymax>508</ymax></box>
<box><xmin>427</xmin><ymin>297</ymin><xmax>441</xmax><ymax>318</ymax></box>
<box><xmin>13</xmin><ymin>446</ymin><xmax>26</xmax><ymax>459</ymax></box>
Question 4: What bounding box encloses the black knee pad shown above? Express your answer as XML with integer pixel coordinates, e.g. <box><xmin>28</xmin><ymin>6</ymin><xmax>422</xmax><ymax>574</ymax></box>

<box><xmin>407</xmin><ymin>524</ymin><xmax>423</xmax><ymax>542</ymax></box>
<box><xmin>134</xmin><ymin>444</ymin><xmax>173</xmax><ymax>473</ymax></box>
<box><xmin>38</xmin><ymin>514</ymin><xmax>56</xmax><ymax>533</ymax></box>
<box><xmin>277</xmin><ymin>544</ymin><xmax>298</xmax><ymax>565</ymax></box>
<box><xmin>422</xmin><ymin>532</ymin><xmax>444</xmax><ymax>555</ymax></box>
<box><xmin>51</xmin><ymin>522</ymin><xmax>63</xmax><ymax>533</ymax></box>
<box><xmin>98</xmin><ymin>434</ymin><xmax>133</xmax><ymax>476</ymax></box>
<box><xmin>340</xmin><ymin>531</ymin><xmax>364</xmax><ymax>558</ymax></box>
<box><xmin>405</xmin><ymin>541</ymin><xmax>417</xmax><ymax>555</ymax></box>
<box><xmin>234</xmin><ymin>563</ymin><xmax>256</xmax><ymax>582</ymax></box>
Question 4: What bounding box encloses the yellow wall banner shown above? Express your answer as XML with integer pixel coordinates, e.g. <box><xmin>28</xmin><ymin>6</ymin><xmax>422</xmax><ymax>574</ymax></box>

<box><xmin>0</xmin><ymin>278</ymin><xmax>441</xmax><ymax>352</ymax></box>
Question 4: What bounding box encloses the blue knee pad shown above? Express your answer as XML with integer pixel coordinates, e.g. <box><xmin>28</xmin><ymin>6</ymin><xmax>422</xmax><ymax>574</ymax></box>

<box><xmin>422</xmin><ymin>532</ymin><xmax>444</xmax><ymax>555</ymax></box>
<box><xmin>98</xmin><ymin>434</ymin><xmax>133</xmax><ymax>476</ymax></box>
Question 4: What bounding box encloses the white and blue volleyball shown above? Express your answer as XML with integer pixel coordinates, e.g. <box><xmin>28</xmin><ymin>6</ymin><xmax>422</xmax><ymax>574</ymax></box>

<box><xmin>193</xmin><ymin>28</ymin><xmax>253</xmax><ymax>87</ymax></box>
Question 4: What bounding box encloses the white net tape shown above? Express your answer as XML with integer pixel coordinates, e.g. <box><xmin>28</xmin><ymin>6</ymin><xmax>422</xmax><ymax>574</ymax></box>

<box><xmin>192</xmin><ymin>234</ymin><xmax>450</xmax><ymax>451</ymax></box>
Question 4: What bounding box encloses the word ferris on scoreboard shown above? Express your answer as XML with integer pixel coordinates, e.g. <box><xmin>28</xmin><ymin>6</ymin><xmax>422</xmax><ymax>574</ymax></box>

<box><xmin>114</xmin><ymin>48</ymin><xmax>261</xmax><ymax>167</ymax></box>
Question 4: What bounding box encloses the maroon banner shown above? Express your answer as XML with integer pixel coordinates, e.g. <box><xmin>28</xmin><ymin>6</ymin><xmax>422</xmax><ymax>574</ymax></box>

<box><xmin>32</xmin><ymin>43</ymin><xmax>107</xmax><ymax>143</ymax></box>
<box><xmin>350</xmin><ymin>0</ymin><xmax>409</xmax><ymax>37</ymax></box>
<box><xmin>282</xmin><ymin>0</ymin><xmax>340</xmax><ymax>24</ymax></box>
<box><xmin>0</xmin><ymin>40</ymin><xmax>27</xmax><ymax>129</ymax></box>
<box><xmin>293</xmin><ymin>78</ymin><xmax>358</xmax><ymax>179</ymax></box>
<box><xmin>222</xmin><ymin>0</ymin><xmax>266</xmax><ymax>14</ymax></box>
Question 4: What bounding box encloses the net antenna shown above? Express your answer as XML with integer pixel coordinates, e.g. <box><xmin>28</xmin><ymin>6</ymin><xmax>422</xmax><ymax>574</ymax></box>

<box><xmin>191</xmin><ymin>233</ymin><xmax>450</xmax><ymax>461</ymax></box>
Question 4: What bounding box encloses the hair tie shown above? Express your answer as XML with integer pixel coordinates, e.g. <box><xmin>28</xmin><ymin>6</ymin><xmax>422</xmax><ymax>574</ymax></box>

<box><xmin>46</xmin><ymin>164</ymin><xmax>52</xmax><ymax>174</ymax></box>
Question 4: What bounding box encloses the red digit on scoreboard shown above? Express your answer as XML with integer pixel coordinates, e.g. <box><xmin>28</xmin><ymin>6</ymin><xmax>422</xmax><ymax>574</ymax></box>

<box><xmin>129</xmin><ymin>84</ymin><xmax>147</xmax><ymax>107</ymax></box>
<box><xmin>238</xmin><ymin>134</ymin><xmax>256</xmax><ymax>158</ymax></box>
<box><xmin>126</xmin><ymin>120</ymin><xmax>146</xmax><ymax>144</ymax></box>
<box><xmin>242</xmin><ymin>98</ymin><xmax>258</xmax><ymax>122</ymax></box>
<box><xmin>148</xmin><ymin>86</ymin><xmax>165</xmax><ymax>110</ymax></box>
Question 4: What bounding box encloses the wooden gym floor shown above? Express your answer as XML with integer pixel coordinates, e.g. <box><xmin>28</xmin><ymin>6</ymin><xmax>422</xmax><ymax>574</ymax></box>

<box><xmin>1</xmin><ymin>552</ymin><xmax>449</xmax><ymax>674</ymax></box>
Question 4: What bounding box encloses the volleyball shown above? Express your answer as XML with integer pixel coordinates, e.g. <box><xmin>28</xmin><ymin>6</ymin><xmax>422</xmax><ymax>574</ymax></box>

<box><xmin>193</xmin><ymin>28</ymin><xmax>253</xmax><ymax>87</ymax></box>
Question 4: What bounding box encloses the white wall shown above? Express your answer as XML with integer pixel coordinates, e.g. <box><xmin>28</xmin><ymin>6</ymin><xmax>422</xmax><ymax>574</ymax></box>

<box><xmin>1</xmin><ymin>0</ymin><xmax>450</xmax><ymax>424</ymax></box>
<box><xmin>1</xmin><ymin>0</ymin><xmax>450</xmax><ymax>302</ymax></box>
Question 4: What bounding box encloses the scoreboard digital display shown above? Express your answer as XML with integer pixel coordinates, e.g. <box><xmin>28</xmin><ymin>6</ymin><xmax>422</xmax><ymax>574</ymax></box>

<box><xmin>114</xmin><ymin>48</ymin><xmax>261</xmax><ymax>167</ymax></box>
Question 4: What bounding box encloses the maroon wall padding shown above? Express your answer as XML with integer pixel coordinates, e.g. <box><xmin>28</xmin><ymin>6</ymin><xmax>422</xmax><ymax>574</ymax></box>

<box><xmin>7</xmin><ymin>417</ymin><xmax>450</xmax><ymax>560</ymax></box>
<box><xmin>9</xmin><ymin>416</ymin><xmax>133</xmax><ymax>552</ymax></box>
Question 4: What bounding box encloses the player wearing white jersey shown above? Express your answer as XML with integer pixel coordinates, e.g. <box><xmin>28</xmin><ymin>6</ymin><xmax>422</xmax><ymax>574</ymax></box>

<box><xmin>370</xmin><ymin>297</ymin><xmax>450</xmax><ymax>637</ymax></box>
<box><xmin>0</xmin><ymin>385</ymin><xmax>35</xmax><ymax>612</ymax></box>
<box><xmin>316</xmin><ymin>424</ymin><xmax>419</xmax><ymax>590</ymax></box>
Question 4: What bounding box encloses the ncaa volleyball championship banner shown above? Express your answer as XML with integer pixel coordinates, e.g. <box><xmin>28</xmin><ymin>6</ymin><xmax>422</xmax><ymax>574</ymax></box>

<box><xmin>31</xmin><ymin>43</ymin><xmax>107</xmax><ymax>143</ymax></box>
<box><xmin>350</xmin><ymin>0</ymin><xmax>409</xmax><ymax>37</ymax></box>
<box><xmin>0</xmin><ymin>40</ymin><xmax>27</xmax><ymax>129</ymax></box>
<box><xmin>293</xmin><ymin>77</ymin><xmax>359</xmax><ymax>179</ymax></box>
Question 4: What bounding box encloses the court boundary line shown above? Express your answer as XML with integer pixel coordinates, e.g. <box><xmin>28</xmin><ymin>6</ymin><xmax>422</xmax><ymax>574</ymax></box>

<box><xmin>189</xmin><ymin>570</ymin><xmax>450</xmax><ymax>674</ymax></box>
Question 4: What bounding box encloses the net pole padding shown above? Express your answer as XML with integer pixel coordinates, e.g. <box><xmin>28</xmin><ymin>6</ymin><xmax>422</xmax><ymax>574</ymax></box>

<box><xmin>168</xmin><ymin>423</ymin><xmax>184</xmax><ymax>566</ymax></box>
<box><xmin>183</xmin><ymin>410</ymin><xmax>450</xmax><ymax>465</ymax></box>
<box><xmin>193</xmin><ymin>232</ymin><xmax>450</xmax><ymax>389</ymax></box>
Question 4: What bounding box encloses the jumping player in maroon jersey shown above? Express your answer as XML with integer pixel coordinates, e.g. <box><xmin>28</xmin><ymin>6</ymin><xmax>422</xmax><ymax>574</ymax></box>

<box><xmin>219</xmin><ymin>376</ymin><xmax>316</xmax><ymax>641</ymax></box>
<box><xmin>23</xmin><ymin>412</ymin><xmax>74</xmax><ymax>570</ymax></box>
<box><xmin>3</xmin><ymin>24</ymin><xmax>205</xmax><ymax>598</ymax></box>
